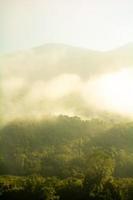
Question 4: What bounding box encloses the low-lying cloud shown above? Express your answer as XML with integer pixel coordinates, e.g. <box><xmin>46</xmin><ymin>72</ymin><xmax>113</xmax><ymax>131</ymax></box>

<box><xmin>1</xmin><ymin>67</ymin><xmax>133</xmax><ymax>122</ymax></box>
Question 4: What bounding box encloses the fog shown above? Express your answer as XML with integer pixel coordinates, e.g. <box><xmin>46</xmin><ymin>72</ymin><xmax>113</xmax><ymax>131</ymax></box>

<box><xmin>1</xmin><ymin>44</ymin><xmax>133</xmax><ymax>122</ymax></box>
<box><xmin>2</xmin><ymin>70</ymin><xmax>133</xmax><ymax>122</ymax></box>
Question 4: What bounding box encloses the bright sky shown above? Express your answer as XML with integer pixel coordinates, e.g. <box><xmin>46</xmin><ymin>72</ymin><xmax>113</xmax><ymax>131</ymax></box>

<box><xmin>1</xmin><ymin>0</ymin><xmax>133</xmax><ymax>53</ymax></box>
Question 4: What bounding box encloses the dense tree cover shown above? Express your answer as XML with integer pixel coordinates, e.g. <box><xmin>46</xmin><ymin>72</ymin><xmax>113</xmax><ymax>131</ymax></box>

<box><xmin>0</xmin><ymin>115</ymin><xmax>133</xmax><ymax>199</ymax></box>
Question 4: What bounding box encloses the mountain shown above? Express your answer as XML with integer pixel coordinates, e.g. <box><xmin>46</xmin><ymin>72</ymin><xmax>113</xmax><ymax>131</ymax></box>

<box><xmin>0</xmin><ymin>43</ymin><xmax>133</xmax><ymax>122</ymax></box>
<box><xmin>1</xmin><ymin>43</ymin><xmax>133</xmax><ymax>81</ymax></box>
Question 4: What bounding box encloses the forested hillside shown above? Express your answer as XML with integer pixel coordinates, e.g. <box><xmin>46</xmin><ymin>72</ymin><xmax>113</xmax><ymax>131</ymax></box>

<box><xmin>1</xmin><ymin>0</ymin><xmax>133</xmax><ymax>199</ymax></box>
<box><xmin>0</xmin><ymin>116</ymin><xmax>133</xmax><ymax>199</ymax></box>
<box><xmin>1</xmin><ymin>41</ymin><xmax>133</xmax><ymax>200</ymax></box>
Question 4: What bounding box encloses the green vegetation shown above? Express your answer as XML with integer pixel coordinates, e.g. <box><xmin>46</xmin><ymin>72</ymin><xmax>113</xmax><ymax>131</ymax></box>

<box><xmin>0</xmin><ymin>115</ymin><xmax>133</xmax><ymax>199</ymax></box>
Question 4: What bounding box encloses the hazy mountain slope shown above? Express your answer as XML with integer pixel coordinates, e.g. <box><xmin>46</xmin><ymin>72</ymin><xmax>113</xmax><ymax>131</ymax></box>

<box><xmin>1</xmin><ymin>44</ymin><xmax>102</xmax><ymax>81</ymax></box>
<box><xmin>0</xmin><ymin>43</ymin><xmax>133</xmax><ymax>122</ymax></box>
<box><xmin>1</xmin><ymin>43</ymin><xmax>133</xmax><ymax>81</ymax></box>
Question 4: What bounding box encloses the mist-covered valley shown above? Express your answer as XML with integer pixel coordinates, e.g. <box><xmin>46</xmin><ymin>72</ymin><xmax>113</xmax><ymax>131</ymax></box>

<box><xmin>1</xmin><ymin>44</ymin><xmax>133</xmax><ymax>200</ymax></box>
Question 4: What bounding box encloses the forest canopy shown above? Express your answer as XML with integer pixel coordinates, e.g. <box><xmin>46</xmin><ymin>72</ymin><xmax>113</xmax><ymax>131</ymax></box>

<box><xmin>0</xmin><ymin>115</ymin><xmax>133</xmax><ymax>199</ymax></box>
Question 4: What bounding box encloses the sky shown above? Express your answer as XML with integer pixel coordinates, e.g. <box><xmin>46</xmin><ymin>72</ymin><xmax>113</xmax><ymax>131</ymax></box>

<box><xmin>1</xmin><ymin>0</ymin><xmax>133</xmax><ymax>53</ymax></box>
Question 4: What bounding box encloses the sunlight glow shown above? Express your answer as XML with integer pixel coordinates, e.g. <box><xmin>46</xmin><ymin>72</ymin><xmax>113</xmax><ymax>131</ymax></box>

<box><xmin>84</xmin><ymin>68</ymin><xmax>133</xmax><ymax>116</ymax></box>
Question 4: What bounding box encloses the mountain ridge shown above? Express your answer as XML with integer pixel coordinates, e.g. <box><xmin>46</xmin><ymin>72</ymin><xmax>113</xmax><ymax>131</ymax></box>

<box><xmin>1</xmin><ymin>42</ymin><xmax>133</xmax><ymax>57</ymax></box>
<box><xmin>1</xmin><ymin>42</ymin><xmax>133</xmax><ymax>81</ymax></box>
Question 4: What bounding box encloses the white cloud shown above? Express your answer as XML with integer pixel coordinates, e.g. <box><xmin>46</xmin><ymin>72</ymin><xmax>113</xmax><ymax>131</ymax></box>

<box><xmin>1</xmin><ymin>64</ymin><xmax>133</xmax><ymax>121</ymax></box>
